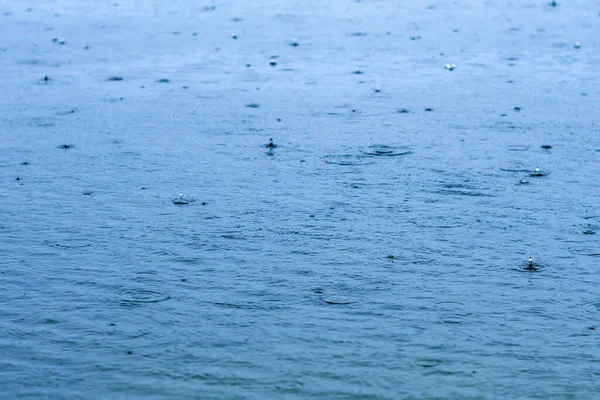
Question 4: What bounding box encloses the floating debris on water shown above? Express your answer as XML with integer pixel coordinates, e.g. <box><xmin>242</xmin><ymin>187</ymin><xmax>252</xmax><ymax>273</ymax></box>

<box><xmin>444</xmin><ymin>63</ymin><xmax>456</xmax><ymax>71</ymax></box>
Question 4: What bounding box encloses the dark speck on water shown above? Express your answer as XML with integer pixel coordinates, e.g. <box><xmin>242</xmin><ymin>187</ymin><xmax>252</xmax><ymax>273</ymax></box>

<box><xmin>3</xmin><ymin>1</ymin><xmax>600</xmax><ymax>399</ymax></box>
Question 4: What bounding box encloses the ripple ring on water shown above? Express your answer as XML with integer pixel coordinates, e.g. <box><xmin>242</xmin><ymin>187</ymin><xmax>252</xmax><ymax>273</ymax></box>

<box><xmin>119</xmin><ymin>289</ymin><xmax>171</xmax><ymax>305</ymax></box>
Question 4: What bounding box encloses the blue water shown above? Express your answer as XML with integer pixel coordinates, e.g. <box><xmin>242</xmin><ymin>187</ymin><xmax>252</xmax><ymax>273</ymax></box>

<box><xmin>1</xmin><ymin>1</ymin><xmax>600</xmax><ymax>398</ymax></box>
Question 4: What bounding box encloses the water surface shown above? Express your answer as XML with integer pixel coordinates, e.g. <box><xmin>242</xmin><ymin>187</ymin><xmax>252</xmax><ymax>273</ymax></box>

<box><xmin>1</xmin><ymin>1</ymin><xmax>599</xmax><ymax>398</ymax></box>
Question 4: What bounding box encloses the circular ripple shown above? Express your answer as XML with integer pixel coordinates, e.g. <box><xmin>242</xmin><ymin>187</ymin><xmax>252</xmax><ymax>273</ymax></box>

<box><xmin>119</xmin><ymin>289</ymin><xmax>171</xmax><ymax>305</ymax></box>
<box><xmin>322</xmin><ymin>296</ymin><xmax>355</xmax><ymax>305</ymax></box>
<box><xmin>515</xmin><ymin>261</ymin><xmax>550</xmax><ymax>272</ymax></box>
<box><xmin>435</xmin><ymin>301</ymin><xmax>467</xmax><ymax>324</ymax></box>
<box><xmin>505</xmin><ymin>144</ymin><xmax>530</xmax><ymax>151</ymax></box>
<box><xmin>45</xmin><ymin>239</ymin><xmax>92</xmax><ymax>249</ymax></box>
<box><xmin>173</xmin><ymin>197</ymin><xmax>196</xmax><ymax>205</ymax></box>
<box><xmin>568</xmin><ymin>246</ymin><xmax>600</xmax><ymax>257</ymax></box>
<box><xmin>324</xmin><ymin>155</ymin><xmax>374</xmax><ymax>166</ymax></box>
<box><xmin>362</xmin><ymin>145</ymin><xmax>413</xmax><ymax>157</ymax></box>
<box><xmin>417</xmin><ymin>359</ymin><xmax>442</xmax><ymax>368</ymax></box>
<box><xmin>411</xmin><ymin>217</ymin><xmax>466</xmax><ymax>229</ymax></box>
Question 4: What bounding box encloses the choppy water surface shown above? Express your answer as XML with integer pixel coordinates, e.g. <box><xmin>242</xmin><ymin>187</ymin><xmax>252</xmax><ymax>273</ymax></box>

<box><xmin>1</xmin><ymin>1</ymin><xmax>600</xmax><ymax>398</ymax></box>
